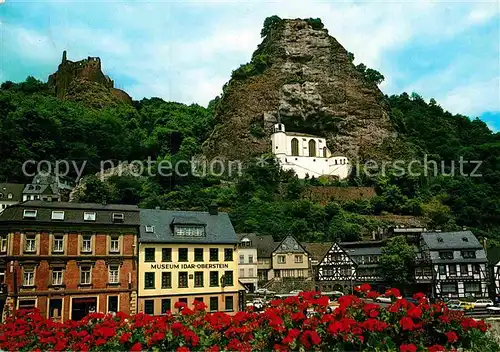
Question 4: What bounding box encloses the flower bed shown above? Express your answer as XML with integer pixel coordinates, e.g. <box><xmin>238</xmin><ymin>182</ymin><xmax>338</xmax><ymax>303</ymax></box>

<box><xmin>0</xmin><ymin>285</ymin><xmax>498</xmax><ymax>352</ymax></box>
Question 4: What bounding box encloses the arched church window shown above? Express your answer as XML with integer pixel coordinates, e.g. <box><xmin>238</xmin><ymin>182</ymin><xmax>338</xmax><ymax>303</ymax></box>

<box><xmin>291</xmin><ymin>138</ymin><xmax>299</xmax><ymax>156</ymax></box>
<box><xmin>335</xmin><ymin>160</ymin><xmax>338</xmax><ymax>165</ymax></box>
<box><xmin>322</xmin><ymin>148</ymin><xmax>327</xmax><ymax>158</ymax></box>
<box><xmin>308</xmin><ymin>140</ymin><xmax>316</xmax><ymax>157</ymax></box>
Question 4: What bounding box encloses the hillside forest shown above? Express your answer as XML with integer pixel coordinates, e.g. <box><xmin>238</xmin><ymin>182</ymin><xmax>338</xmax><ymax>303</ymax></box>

<box><xmin>1</xmin><ymin>20</ymin><xmax>500</xmax><ymax>247</ymax></box>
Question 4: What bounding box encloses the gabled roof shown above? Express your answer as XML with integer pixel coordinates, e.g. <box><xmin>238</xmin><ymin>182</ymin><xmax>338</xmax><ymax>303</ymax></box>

<box><xmin>0</xmin><ymin>183</ymin><xmax>24</xmax><ymax>202</ymax></box>
<box><xmin>140</xmin><ymin>209</ymin><xmax>237</xmax><ymax>244</ymax></box>
<box><xmin>273</xmin><ymin>235</ymin><xmax>309</xmax><ymax>255</ymax></box>
<box><xmin>317</xmin><ymin>242</ymin><xmax>356</xmax><ymax>266</ymax></box>
<box><xmin>236</xmin><ymin>233</ymin><xmax>276</xmax><ymax>257</ymax></box>
<box><xmin>302</xmin><ymin>242</ymin><xmax>333</xmax><ymax>263</ymax></box>
<box><xmin>421</xmin><ymin>231</ymin><xmax>483</xmax><ymax>250</ymax></box>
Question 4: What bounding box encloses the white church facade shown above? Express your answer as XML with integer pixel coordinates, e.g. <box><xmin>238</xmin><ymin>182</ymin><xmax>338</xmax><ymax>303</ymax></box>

<box><xmin>271</xmin><ymin>123</ymin><xmax>350</xmax><ymax>179</ymax></box>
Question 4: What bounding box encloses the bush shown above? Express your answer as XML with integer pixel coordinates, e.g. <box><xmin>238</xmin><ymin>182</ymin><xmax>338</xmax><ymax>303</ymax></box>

<box><xmin>0</xmin><ymin>286</ymin><xmax>497</xmax><ymax>351</ymax></box>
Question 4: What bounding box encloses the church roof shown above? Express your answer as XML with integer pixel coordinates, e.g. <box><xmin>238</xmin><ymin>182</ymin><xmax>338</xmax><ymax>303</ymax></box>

<box><xmin>286</xmin><ymin>131</ymin><xmax>322</xmax><ymax>138</ymax></box>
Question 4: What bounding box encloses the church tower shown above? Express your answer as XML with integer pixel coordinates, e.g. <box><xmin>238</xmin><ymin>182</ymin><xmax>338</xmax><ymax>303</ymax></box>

<box><xmin>271</xmin><ymin>123</ymin><xmax>287</xmax><ymax>156</ymax></box>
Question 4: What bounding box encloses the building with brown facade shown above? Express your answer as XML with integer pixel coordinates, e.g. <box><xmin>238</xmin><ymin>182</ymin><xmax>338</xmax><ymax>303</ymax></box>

<box><xmin>0</xmin><ymin>201</ymin><xmax>140</xmax><ymax>321</ymax></box>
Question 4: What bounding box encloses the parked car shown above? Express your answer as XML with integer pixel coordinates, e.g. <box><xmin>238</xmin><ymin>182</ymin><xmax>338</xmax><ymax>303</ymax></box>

<box><xmin>473</xmin><ymin>299</ymin><xmax>494</xmax><ymax>308</ymax></box>
<box><xmin>459</xmin><ymin>301</ymin><xmax>475</xmax><ymax>310</ymax></box>
<box><xmin>487</xmin><ymin>306</ymin><xmax>500</xmax><ymax>314</ymax></box>
<box><xmin>290</xmin><ymin>290</ymin><xmax>303</xmax><ymax>295</ymax></box>
<box><xmin>446</xmin><ymin>300</ymin><xmax>462</xmax><ymax>309</ymax></box>
<box><xmin>375</xmin><ymin>296</ymin><xmax>402</xmax><ymax>304</ymax></box>
<box><xmin>255</xmin><ymin>288</ymin><xmax>275</xmax><ymax>296</ymax></box>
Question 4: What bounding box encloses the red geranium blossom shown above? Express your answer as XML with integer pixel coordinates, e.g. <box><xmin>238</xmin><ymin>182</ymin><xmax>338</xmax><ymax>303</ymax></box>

<box><xmin>400</xmin><ymin>344</ymin><xmax>417</xmax><ymax>352</ymax></box>
<box><xmin>445</xmin><ymin>331</ymin><xmax>458</xmax><ymax>344</ymax></box>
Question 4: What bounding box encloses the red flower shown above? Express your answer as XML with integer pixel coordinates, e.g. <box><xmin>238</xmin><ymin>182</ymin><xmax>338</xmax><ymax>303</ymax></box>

<box><xmin>359</xmin><ymin>283</ymin><xmax>371</xmax><ymax>292</ymax></box>
<box><xmin>119</xmin><ymin>332</ymin><xmax>131</xmax><ymax>344</ymax></box>
<box><xmin>428</xmin><ymin>345</ymin><xmax>446</xmax><ymax>352</ymax></box>
<box><xmin>385</xmin><ymin>288</ymin><xmax>401</xmax><ymax>298</ymax></box>
<box><xmin>400</xmin><ymin>344</ymin><xmax>417</xmax><ymax>352</ymax></box>
<box><xmin>400</xmin><ymin>317</ymin><xmax>415</xmax><ymax>331</ymax></box>
<box><xmin>406</xmin><ymin>307</ymin><xmax>422</xmax><ymax>319</ymax></box>
<box><xmin>445</xmin><ymin>331</ymin><xmax>458</xmax><ymax>344</ymax></box>
<box><xmin>367</xmin><ymin>291</ymin><xmax>380</xmax><ymax>299</ymax></box>
<box><xmin>130</xmin><ymin>342</ymin><xmax>142</xmax><ymax>351</ymax></box>
<box><xmin>176</xmin><ymin>347</ymin><xmax>190</xmax><ymax>352</ymax></box>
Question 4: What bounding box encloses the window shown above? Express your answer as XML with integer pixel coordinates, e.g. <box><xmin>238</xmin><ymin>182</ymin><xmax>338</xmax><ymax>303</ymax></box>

<box><xmin>210</xmin><ymin>297</ymin><xmax>218</xmax><ymax>311</ymax></box>
<box><xmin>224</xmin><ymin>271</ymin><xmax>233</xmax><ymax>286</ymax></box>
<box><xmin>322</xmin><ymin>148</ymin><xmax>327</xmax><ymax>157</ymax></box>
<box><xmin>193</xmin><ymin>248</ymin><xmax>204</xmax><ymax>262</ymax></box>
<box><xmin>7</xmin><ymin>193</ymin><xmax>12</xmax><ymax>199</ymax></box>
<box><xmin>291</xmin><ymin>138</ymin><xmax>299</xmax><ymax>156</ymax></box>
<box><xmin>473</xmin><ymin>264</ymin><xmax>480</xmax><ymax>274</ymax></box>
<box><xmin>210</xmin><ymin>248</ymin><xmax>218</xmax><ymax>262</ymax></box>
<box><xmin>462</xmin><ymin>250</ymin><xmax>476</xmax><ymax>259</ymax></box>
<box><xmin>161</xmin><ymin>272</ymin><xmax>171</xmax><ymax>289</ymax></box>
<box><xmin>278</xmin><ymin>255</ymin><xmax>286</xmax><ymax>264</ymax></box>
<box><xmin>178</xmin><ymin>248</ymin><xmax>188</xmax><ymax>262</ymax></box>
<box><xmin>415</xmin><ymin>267</ymin><xmax>423</xmax><ymax>276</ymax></box>
<box><xmin>145</xmin><ymin>225</ymin><xmax>155</xmax><ymax>233</ymax></box>
<box><xmin>112</xmin><ymin>213</ymin><xmax>124</xmax><ymax>222</ymax></box>
<box><xmin>178</xmin><ymin>298</ymin><xmax>188</xmax><ymax>311</ymax></box>
<box><xmin>110</xmin><ymin>236</ymin><xmax>119</xmax><ymax>253</ymax></box>
<box><xmin>0</xmin><ymin>235</ymin><xmax>6</xmax><ymax>253</ymax></box>
<box><xmin>449</xmin><ymin>265</ymin><xmax>457</xmax><ymax>276</ymax></box>
<box><xmin>53</xmin><ymin>235</ymin><xmax>64</xmax><ymax>253</ymax></box>
<box><xmin>308</xmin><ymin>139</ymin><xmax>316</xmax><ymax>157</ymax></box>
<box><xmin>108</xmin><ymin>296</ymin><xmax>118</xmax><ymax>313</ymax></box>
<box><xmin>144</xmin><ymin>272</ymin><xmax>155</xmax><ymax>289</ymax></box>
<box><xmin>145</xmin><ymin>248</ymin><xmax>155</xmax><ymax>262</ymax></box>
<box><xmin>225</xmin><ymin>296</ymin><xmax>234</xmax><ymax>311</ymax></box>
<box><xmin>294</xmin><ymin>255</ymin><xmax>303</xmax><ymax>263</ymax></box>
<box><xmin>194</xmin><ymin>272</ymin><xmax>203</xmax><ymax>287</ymax></box>
<box><xmin>441</xmin><ymin>283</ymin><xmax>458</xmax><ymax>294</ymax></box>
<box><xmin>178</xmin><ymin>272</ymin><xmax>188</xmax><ymax>288</ymax></box>
<box><xmin>52</xmin><ymin>268</ymin><xmax>63</xmax><ymax>286</ymax></box>
<box><xmin>239</xmin><ymin>255</ymin><xmax>244</xmax><ymax>264</ymax></box>
<box><xmin>162</xmin><ymin>248</ymin><xmax>172</xmax><ymax>262</ymax></box>
<box><xmin>144</xmin><ymin>300</ymin><xmax>154</xmax><ymax>315</ymax></box>
<box><xmin>438</xmin><ymin>265</ymin><xmax>446</xmax><ymax>275</ymax></box>
<box><xmin>465</xmin><ymin>282</ymin><xmax>481</xmax><ymax>293</ymax></box>
<box><xmin>210</xmin><ymin>271</ymin><xmax>218</xmax><ymax>287</ymax></box>
<box><xmin>23</xmin><ymin>267</ymin><xmax>35</xmax><ymax>286</ymax></box>
<box><xmin>83</xmin><ymin>212</ymin><xmax>96</xmax><ymax>221</ymax></box>
<box><xmin>81</xmin><ymin>235</ymin><xmax>92</xmax><ymax>253</ymax></box>
<box><xmin>249</xmin><ymin>268</ymin><xmax>254</xmax><ymax>277</ymax></box>
<box><xmin>108</xmin><ymin>265</ymin><xmax>119</xmax><ymax>284</ymax></box>
<box><xmin>439</xmin><ymin>251</ymin><xmax>453</xmax><ymax>260</ymax></box>
<box><xmin>18</xmin><ymin>299</ymin><xmax>36</xmax><ymax>309</ymax></box>
<box><xmin>248</xmin><ymin>255</ymin><xmax>254</xmax><ymax>264</ymax></box>
<box><xmin>239</xmin><ymin>268</ymin><xmax>244</xmax><ymax>278</ymax></box>
<box><xmin>25</xmin><ymin>235</ymin><xmax>36</xmax><ymax>253</ymax></box>
<box><xmin>23</xmin><ymin>209</ymin><xmax>37</xmax><ymax>219</ymax></box>
<box><xmin>161</xmin><ymin>299</ymin><xmax>171</xmax><ymax>314</ymax></box>
<box><xmin>224</xmin><ymin>248</ymin><xmax>233</xmax><ymax>261</ymax></box>
<box><xmin>194</xmin><ymin>297</ymin><xmax>204</xmax><ymax>305</ymax></box>
<box><xmin>51</xmin><ymin>211</ymin><xmax>64</xmax><ymax>220</ymax></box>
<box><xmin>49</xmin><ymin>299</ymin><xmax>62</xmax><ymax>319</ymax></box>
<box><xmin>80</xmin><ymin>266</ymin><xmax>91</xmax><ymax>285</ymax></box>
<box><xmin>461</xmin><ymin>264</ymin><xmax>469</xmax><ymax>276</ymax></box>
<box><xmin>174</xmin><ymin>226</ymin><xmax>205</xmax><ymax>237</ymax></box>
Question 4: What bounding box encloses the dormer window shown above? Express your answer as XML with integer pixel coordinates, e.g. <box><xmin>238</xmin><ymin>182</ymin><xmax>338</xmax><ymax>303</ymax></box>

<box><xmin>437</xmin><ymin>237</ymin><xmax>443</xmax><ymax>243</ymax></box>
<box><xmin>23</xmin><ymin>209</ymin><xmax>37</xmax><ymax>219</ymax></box>
<box><xmin>462</xmin><ymin>237</ymin><xmax>469</xmax><ymax>242</ymax></box>
<box><xmin>84</xmin><ymin>212</ymin><xmax>96</xmax><ymax>221</ymax></box>
<box><xmin>439</xmin><ymin>251</ymin><xmax>453</xmax><ymax>260</ymax></box>
<box><xmin>7</xmin><ymin>193</ymin><xmax>12</xmax><ymax>199</ymax></box>
<box><xmin>174</xmin><ymin>226</ymin><xmax>204</xmax><ymax>237</ymax></box>
<box><xmin>462</xmin><ymin>250</ymin><xmax>476</xmax><ymax>259</ymax></box>
<box><xmin>51</xmin><ymin>211</ymin><xmax>65</xmax><ymax>220</ymax></box>
<box><xmin>112</xmin><ymin>213</ymin><xmax>124</xmax><ymax>222</ymax></box>
<box><xmin>145</xmin><ymin>225</ymin><xmax>155</xmax><ymax>233</ymax></box>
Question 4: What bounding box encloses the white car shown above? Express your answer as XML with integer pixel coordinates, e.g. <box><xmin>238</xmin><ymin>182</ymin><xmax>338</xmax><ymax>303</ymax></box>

<box><xmin>473</xmin><ymin>299</ymin><xmax>494</xmax><ymax>308</ymax></box>
<box><xmin>290</xmin><ymin>290</ymin><xmax>303</xmax><ymax>295</ymax></box>
<box><xmin>375</xmin><ymin>296</ymin><xmax>402</xmax><ymax>304</ymax></box>
<box><xmin>255</xmin><ymin>288</ymin><xmax>275</xmax><ymax>296</ymax></box>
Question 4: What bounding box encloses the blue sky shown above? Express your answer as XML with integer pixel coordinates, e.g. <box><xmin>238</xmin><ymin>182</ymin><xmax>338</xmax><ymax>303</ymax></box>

<box><xmin>0</xmin><ymin>0</ymin><xmax>499</xmax><ymax>130</ymax></box>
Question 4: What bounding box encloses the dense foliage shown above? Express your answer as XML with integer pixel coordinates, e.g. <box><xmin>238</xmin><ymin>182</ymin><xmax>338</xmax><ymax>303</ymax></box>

<box><xmin>0</xmin><ymin>287</ymin><xmax>498</xmax><ymax>352</ymax></box>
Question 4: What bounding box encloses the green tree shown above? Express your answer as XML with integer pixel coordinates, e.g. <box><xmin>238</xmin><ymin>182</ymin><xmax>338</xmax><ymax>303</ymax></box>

<box><xmin>379</xmin><ymin>236</ymin><xmax>416</xmax><ymax>288</ymax></box>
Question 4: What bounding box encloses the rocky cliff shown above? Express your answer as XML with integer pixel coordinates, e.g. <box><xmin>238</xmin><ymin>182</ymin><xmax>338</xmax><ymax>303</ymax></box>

<box><xmin>203</xmin><ymin>18</ymin><xmax>399</xmax><ymax>162</ymax></box>
<box><xmin>48</xmin><ymin>51</ymin><xmax>132</xmax><ymax>107</ymax></box>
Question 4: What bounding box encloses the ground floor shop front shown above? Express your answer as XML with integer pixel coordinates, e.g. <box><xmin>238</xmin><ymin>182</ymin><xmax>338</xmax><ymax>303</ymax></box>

<box><xmin>138</xmin><ymin>290</ymin><xmax>244</xmax><ymax>315</ymax></box>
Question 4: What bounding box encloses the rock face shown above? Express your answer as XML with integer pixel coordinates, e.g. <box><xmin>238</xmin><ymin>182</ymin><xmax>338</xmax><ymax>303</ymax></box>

<box><xmin>48</xmin><ymin>51</ymin><xmax>132</xmax><ymax>107</ymax></box>
<box><xmin>203</xmin><ymin>18</ymin><xmax>396</xmax><ymax>162</ymax></box>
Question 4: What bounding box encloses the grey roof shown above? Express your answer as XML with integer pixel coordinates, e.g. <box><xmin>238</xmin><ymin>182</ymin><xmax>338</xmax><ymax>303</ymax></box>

<box><xmin>286</xmin><ymin>131</ymin><xmax>321</xmax><ymax>138</ymax></box>
<box><xmin>140</xmin><ymin>209</ymin><xmax>237</xmax><ymax>244</ymax></box>
<box><xmin>237</xmin><ymin>233</ymin><xmax>276</xmax><ymax>257</ymax></box>
<box><xmin>0</xmin><ymin>201</ymin><xmax>140</xmax><ymax>226</ymax></box>
<box><xmin>340</xmin><ymin>241</ymin><xmax>383</xmax><ymax>257</ymax></box>
<box><xmin>274</xmin><ymin>235</ymin><xmax>308</xmax><ymax>254</ymax></box>
<box><xmin>421</xmin><ymin>231</ymin><xmax>483</xmax><ymax>250</ymax></box>
<box><xmin>23</xmin><ymin>184</ymin><xmax>55</xmax><ymax>195</ymax></box>
<box><xmin>0</xmin><ymin>183</ymin><xmax>24</xmax><ymax>202</ymax></box>
<box><xmin>434</xmin><ymin>258</ymin><xmax>487</xmax><ymax>264</ymax></box>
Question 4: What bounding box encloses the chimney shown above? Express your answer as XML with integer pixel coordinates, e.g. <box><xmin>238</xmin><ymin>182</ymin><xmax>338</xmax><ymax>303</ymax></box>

<box><xmin>208</xmin><ymin>203</ymin><xmax>218</xmax><ymax>215</ymax></box>
<box><xmin>483</xmin><ymin>237</ymin><xmax>488</xmax><ymax>254</ymax></box>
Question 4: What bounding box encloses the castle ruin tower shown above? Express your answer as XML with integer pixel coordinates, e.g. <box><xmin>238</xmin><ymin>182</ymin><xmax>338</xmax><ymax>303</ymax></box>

<box><xmin>62</xmin><ymin>50</ymin><xmax>67</xmax><ymax>63</ymax></box>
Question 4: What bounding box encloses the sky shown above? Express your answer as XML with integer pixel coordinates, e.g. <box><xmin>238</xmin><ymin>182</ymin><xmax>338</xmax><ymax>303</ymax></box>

<box><xmin>0</xmin><ymin>0</ymin><xmax>499</xmax><ymax>130</ymax></box>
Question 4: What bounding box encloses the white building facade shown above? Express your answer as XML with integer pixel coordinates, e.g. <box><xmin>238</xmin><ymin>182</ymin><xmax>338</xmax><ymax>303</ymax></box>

<box><xmin>237</xmin><ymin>235</ymin><xmax>259</xmax><ymax>292</ymax></box>
<box><xmin>271</xmin><ymin>123</ymin><xmax>350</xmax><ymax>179</ymax></box>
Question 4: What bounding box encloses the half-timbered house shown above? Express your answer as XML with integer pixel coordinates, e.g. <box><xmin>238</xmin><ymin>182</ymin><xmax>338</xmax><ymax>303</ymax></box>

<box><xmin>314</xmin><ymin>242</ymin><xmax>356</xmax><ymax>292</ymax></box>
<box><xmin>420</xmin><ymin>231</ymin><xmax>488</xmax><ymax>299</ymax></box>
<box><xmin>487</xmin><ymin>246</ymin><xmax>500</xmax><ymax>303</ymax></box>
<box><xmin>342</xmin><ymin>241</ymin><xmax>384</xmax><ymax>286</ymax></box>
